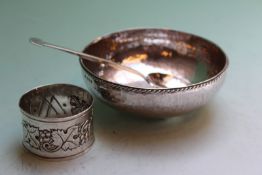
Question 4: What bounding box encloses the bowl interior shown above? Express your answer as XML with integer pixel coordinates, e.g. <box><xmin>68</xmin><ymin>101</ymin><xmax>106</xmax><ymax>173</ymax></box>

<box><xmin>81</xmin><ymin>29</ymin><xmax>227</xmax><ymax>88</ymax></box>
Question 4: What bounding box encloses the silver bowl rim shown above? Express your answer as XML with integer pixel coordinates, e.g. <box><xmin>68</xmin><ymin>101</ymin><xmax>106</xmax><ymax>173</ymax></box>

<box><xmin>80</xmin><ymin>28</ymin><xmax>229</xmax><ymax>92</ymax></box>
<box><xmin>19</xmin><ymin>83</ymin><xmax>94</xmax><ymax>123</ymax></box>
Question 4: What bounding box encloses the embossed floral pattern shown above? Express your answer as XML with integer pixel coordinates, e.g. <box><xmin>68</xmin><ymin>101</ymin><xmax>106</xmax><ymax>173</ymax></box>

<box><xmin>22</xmin><ymin>118</ymin><xmax>92</xmax><ymax>152</ymax></box>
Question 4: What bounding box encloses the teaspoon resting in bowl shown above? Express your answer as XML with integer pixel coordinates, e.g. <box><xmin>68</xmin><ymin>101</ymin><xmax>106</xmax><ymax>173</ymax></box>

<box><xmin>29</xmin><ymin>37</ymin><xmax>188</xmax><ymax>88</ymax></box>
<box><xmin>79</xmin><ymin>28</ymin><xmax>228</xmax><ymax>117</ymax></box>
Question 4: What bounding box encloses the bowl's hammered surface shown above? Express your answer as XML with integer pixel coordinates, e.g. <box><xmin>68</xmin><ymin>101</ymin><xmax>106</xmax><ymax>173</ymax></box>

<box><xmin>80</xmin><ymin>29</ymin><xmax>228</xmax><ymax>118</ymax></box>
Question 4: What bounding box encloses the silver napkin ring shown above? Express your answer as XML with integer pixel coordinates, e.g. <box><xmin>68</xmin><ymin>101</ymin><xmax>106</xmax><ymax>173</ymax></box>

<box><xmin>19</xmin><ymin>84</ymin><xmax>94</xmax><ymax>159</ymax></box>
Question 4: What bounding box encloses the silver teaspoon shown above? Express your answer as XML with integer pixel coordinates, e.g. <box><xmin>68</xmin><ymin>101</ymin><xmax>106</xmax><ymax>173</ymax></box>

<box><xmin>29</xmin><ymin>37</ymin><xmax>188</xmax><ymax>88</ymax></box>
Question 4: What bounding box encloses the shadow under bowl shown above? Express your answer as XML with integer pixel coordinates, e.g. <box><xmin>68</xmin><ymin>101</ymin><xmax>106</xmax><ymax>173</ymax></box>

<box><xmin>80</xmin><ymin>28</ymin><xmax>228</xmax><ymax>118</ymax></box>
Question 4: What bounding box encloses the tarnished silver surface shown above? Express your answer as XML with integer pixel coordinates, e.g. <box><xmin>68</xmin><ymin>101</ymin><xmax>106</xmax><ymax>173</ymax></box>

<box><xmin>80</xmin><ymin>28</ymin><xmax>228</xmax><ymax>118</ymax></box>
<box><xmin>19</xmin><ymin>84</ymin><xmax>94</xmax><ymax>159</ymax></box>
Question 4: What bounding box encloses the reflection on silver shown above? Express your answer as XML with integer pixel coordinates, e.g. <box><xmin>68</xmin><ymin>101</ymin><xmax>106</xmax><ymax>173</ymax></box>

<box><xmin>147</xmin><ymin>73</ymin><xmax>190</xmax><ymax>88</ymax></box>
<box><xmin>19</xmin><ymin>84</ymin><xmax>94</xmax><ymax>159</ymax></box>
<box><xmin>80</xmin><ymin>28</ymin><xmax>228</xmax><ymax>118</ymax></box>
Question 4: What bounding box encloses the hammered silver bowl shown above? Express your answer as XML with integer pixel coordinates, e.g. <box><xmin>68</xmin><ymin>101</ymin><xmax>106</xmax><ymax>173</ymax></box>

<box><xmin>80</xmin><ymin>28</ymin><xmax>228</xmax><ymax>118</ymax></box>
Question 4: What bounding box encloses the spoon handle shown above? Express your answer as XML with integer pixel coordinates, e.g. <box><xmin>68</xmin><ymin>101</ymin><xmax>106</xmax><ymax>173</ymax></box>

<box><xmin>29</xmin><ymin>37</ymin><xmax>147</xmax><ymax>81</ymax></box>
